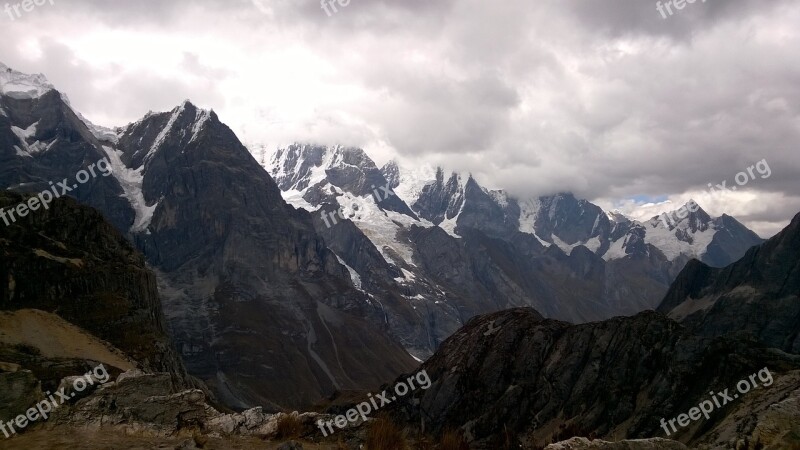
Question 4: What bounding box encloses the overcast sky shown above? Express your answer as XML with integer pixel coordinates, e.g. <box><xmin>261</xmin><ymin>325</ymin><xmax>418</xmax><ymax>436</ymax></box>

<box><xmin>1</xmin><ymin>0</ymin><xmax>798</xmax><ymax>237</ymax></box>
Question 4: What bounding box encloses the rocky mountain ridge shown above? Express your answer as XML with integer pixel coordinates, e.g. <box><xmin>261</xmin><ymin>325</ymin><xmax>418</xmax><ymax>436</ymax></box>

<box><xmin>1</xmin><ymin>63</ymin><xmax>417</xmax><ymax>411</ymax></box>
<box><xmin>659</xmin><ymin>211</ymin><xmax>800</xmax><ymax>354</ymax></box>
<box><xmin>263</xmin><ymin>143</ymin><xmax>764</xmax><ymax>358</ymax></box>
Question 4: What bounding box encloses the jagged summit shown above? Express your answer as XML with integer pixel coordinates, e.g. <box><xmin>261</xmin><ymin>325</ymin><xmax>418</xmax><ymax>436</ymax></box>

<box><xmin>266</xmin><ymin>143</ymin><xmax>417</xmax><ymax>219</ymax></box>
<box><xmin>607</xmin><ymin>209</ymin><xmax>632</xmax><ymax>224</ymax></box>
<box><xmin>650</xmin><ymin>199</ymin><xmax>712</xmax><ymax>227</ymax></box>
<box><xmin>118</xmin><ymin>100</ymin><xmax>215</xmax><ymax>168</ymax></box>
<box><xmin>0</xmin><ymin>61</ymin><xmax>55</xmax><ymax>99</ymax></box>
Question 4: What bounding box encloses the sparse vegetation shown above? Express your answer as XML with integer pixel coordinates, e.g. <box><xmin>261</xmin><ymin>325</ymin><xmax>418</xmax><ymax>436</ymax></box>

<box><xmin>274</xmin><ymin>413</ymin><xmax>304</xmax><ymax>439</ymax></box>
<box><xmin>192</xmin><ymin>431</ymin><xmax>208</xmax><ymax>448</ymax></box>
<box><xmin>502</xmin><ymin>425</ymin><xmax>516</xmax><ymax>449</ymax></box>
<box><xmin>438</xmin><ymin>429</ymin><xmax>469</xmax><ymax>450</ymax></box>
<box><xmin>365</xmin><ymin>417</ymin><xmax>406</xmax><ymax>450</ymax></box>
<box><xmin>551</xmin><ymin>422</ymin><xmax>587</xmax><ymax>443</ymax></box>
<box><xmin>13</xmin><ymin>342</ymin><xmax>42</xmax><ymax>356</ymax></box>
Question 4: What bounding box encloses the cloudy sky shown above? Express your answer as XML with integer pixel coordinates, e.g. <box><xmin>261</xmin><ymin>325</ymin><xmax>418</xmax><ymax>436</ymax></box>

<box><xmin>1</xmin><ymin>0</ymin><xmax>798</xmax><ymax>236</ymax></box>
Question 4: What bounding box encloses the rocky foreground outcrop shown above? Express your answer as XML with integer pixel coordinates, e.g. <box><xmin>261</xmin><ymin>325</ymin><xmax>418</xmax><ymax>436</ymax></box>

<box><xmin>46</xmin><ymin>369</ymin><xmax>315</xmax><ymax>437</ymax></box>
<box><xmin>659</xmin><ymin>211</ymin><xmax>800</xmax><ymax>354</ymax></box>
<box><xmin>386</xmin><ymin>308</ymin><xmax>800</xmax><ymax>449</ymax></box>
<box><xmin>0</xmin><ymin>367</ymin><xmax>341</xmax><ymax>449</ymax></box>
<box><xmin>0</xmin><ymin>192</ymin><xmax>189</xmax><ymax>387</ymax></box>
<box><xmin>544</xmin><ymin>437</ymin><xmax>687</xmax><ymax>449</ymax></box>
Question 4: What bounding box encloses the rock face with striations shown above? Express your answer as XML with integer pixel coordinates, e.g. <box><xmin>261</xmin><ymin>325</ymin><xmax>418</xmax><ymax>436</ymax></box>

<box><xmin>544</xmin><ymin>437</ymin><xmax>688</xmax><ymax>450</ymax></box>
<box><xmin>388</xmin><ymin>308</ymin><xmax>800</xmax><ymax>449</ymax></box>
<box><xmin>658</xmin><ymin>211</ymin><xmax>800</xmax><ymax>354</ymax></box>
<box><xmin>0</xmin><ymin>69</ymin><xmax>134</xmax><ymax>231</ymax></box>
<box><xmin>110</xmin><ymin>103</ymin><xmax>418</xmax><ymax>410</ymax></box>
<box><xmin>0</xmin><ymin>192</ymin><xmax>187</xmax><ymax>383</ymax></box>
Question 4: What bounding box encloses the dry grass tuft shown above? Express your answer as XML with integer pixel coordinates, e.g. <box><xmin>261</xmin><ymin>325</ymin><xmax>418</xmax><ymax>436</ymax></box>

<box><xmin>365</xmin><ymin>416</ymin><xmax>407</xmax><ymax>450</ymax></box>
<box><xmin>275</xmin><ymin>413</ymin><xmax>304</xmax><ymax>439</ymax></box>
<box><xmin>438</xmin><ymin>429</ymin><xmax>470</xmax><ymax>450</ymax></box>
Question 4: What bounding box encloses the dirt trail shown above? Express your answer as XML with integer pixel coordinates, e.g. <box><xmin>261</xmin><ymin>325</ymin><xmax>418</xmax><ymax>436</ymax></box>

<box><xmin>0</xmin><ymin>309</ymin><xmax>135</xmax><ymax>371</ymax></box>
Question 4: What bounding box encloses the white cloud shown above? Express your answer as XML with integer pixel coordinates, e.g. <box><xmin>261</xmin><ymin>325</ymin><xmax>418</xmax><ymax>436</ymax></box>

<box><xmin>0</xmin><ymin>0</ymin><xmax>797</xmax><ymax>237</ymax></box>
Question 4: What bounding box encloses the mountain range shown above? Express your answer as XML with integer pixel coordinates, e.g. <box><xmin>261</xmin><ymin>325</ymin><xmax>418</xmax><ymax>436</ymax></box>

<box><xmin>1</xmin><ymin>61</ymin><xmax>798</xmax><ymax>449</ymax></box>
<box><xmin>0</xmin><ymin>62</ymin><xmax>771</xmax><ymax>409</ymax></box>
<box><xmin>263</xmin><ymin>143</ymin><xmax>764</xmax><ymax>358</ymax></box>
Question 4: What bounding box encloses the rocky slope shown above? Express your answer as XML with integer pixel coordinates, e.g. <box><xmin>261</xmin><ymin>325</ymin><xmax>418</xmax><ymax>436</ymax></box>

<box><xmin>658</xmin><ymin>211</ymin><xmax>800</xmax><ymax>354</ymax></box>
<box><xmin>386</xmin><ymin>308</ymin><xmax>800</xmax><ymax>449</ymax></box>
<box><xmin>0</xmin><ymin>192</ymin><xmax>187</xmax><ymax>384</ymax></box>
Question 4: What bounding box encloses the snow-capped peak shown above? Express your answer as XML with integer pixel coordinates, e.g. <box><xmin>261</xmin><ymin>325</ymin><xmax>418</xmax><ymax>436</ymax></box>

<box><xmin>650</xmin><ymin>200</ymin><xmax>711</xmax><ymax>229</ymax></box>
<box><xmin>0</xmin><ymin>62</ymin><xmax>55</xmax><ymax>100</ymax></box>
<box><xmin>388</xmin><ymin>161</ymin><xmax>438</xmax><ymax>207</ymax></box>
<box><xmin>607</xmin><ymin>210</ymin><xmax>631</xmax><ymax>224</ymax></box>
<box><xmin>136</xmin><ymin>101</ymin><xmax>212</xmax><ymax>163</ymax></box>
<box><xmin>143</xmin><ymin>103</ymin><xmax>187</xmax><ymax>163</ymax></box>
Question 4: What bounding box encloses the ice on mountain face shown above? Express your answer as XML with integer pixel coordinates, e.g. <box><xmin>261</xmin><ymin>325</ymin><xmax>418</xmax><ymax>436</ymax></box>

<box><xmin>103</xmin><ymin>145</ymin><xmax>159</xmax><ymax>233</ymax></box>
<box><xmin>518</xmin><ymin>198</ymin><xmax>550</xmax><ymax>246</ymax></box>
<box><xmin>0</xmin><ymin>63</ymin><xmax>124</xmax><ymax>145</ymax></box>
<box><xmin>72</xmin><ymin>110</ymin><xmax>121</xmax><ymax>144</ymax></box>
<box><xmin>11</xmin><ymin>121</ymin><xmax>37</xmax><ymax>140</ymax></box>
<box><xmin>266</xmin><ymin>144</ymin><xmax>340</xmax><ymax>192</ymax></box>
<box><xmin>267</xmin><ymin>147</ymin><xmax>440</xmax><ymax>267</ymax></box>
<box><xmin>582</xmin><ymin>236</ymin><xmax>602</xmax><ymax>253</ymax></box>
<box><xmin>0</xmin><ymin>63</ymin><xmax>55</xmax><ymax>99</ymax></box>
<box><xmin>188</xmin><ymin>108</ymin><xmax>210</xmax><ymax>145</ymax></box>
<box><xmin>333</xmin><ymin>252</ymin><xmax>362</xmax><ymax>290</ymax></box>
<box><xmin>643</xmin><ymin>212</ymin><xmax>716</xmax><ymax>261</ymax></box>
<box><xmin>438</xmin><ymin>198</ymin><xmax>463</xmax><ymax>239</ymax></box>
<box><xmin>603</xmin><ymin>234</ymin><xmax>630</xmax><ymax>260</ymax></box>
<box><xmin>332</xmin><ymin>190</ymin><xmax>424</xmax><ymax>267</ymax></box>
<box><xmin>606</xmin><ymin>210</ymin><xmax>631</xmax><ymax>224</ymax></box>
<box><xmin>10</xmin><ymin>121</ymin><xmax>56</xmax><ymax>157</ymax></box>
<box><xmin>602</xmin><ymin>203</ymin><xmax>717</xmax><ymax>262</ymax></box>
<box><xmin>488</xmin><ymin>190</ymin><xmax>509</xmax><ymax>208</ymax></box>
<box><xmin>549</xmin><ymin>233</ymin><xmax>604</xmax><ymax>254</ymax></box>
<box><xmin>409</xmin><ymin>354</ymin><xmax>424</xmax><ymax>363</ymax></box>
<box><xmin>391</xmin><ymin>163</ymin><xmax>437</xmax><ymax>207</ymax></box>
<box><xmin>144</xmin><ymin>103</ymin><xmax>185</xmax><ymax>163</ymax></box>
<box><xmin>281</xmin><ymin>189</ymin><xmax>319</xmax><ymax>211</ymax></box>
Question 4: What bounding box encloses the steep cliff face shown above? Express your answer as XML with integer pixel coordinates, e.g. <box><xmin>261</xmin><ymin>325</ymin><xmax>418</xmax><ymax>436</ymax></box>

<box><xmin>0</xmin><ymin>192</ymin><xmax>187</xmax><ymax>384</ymax></box>
<box><xmin>108</xmin><ymin>103</ymin><xmax>417</xmax><ymax>410</ymax></box>
<box><xmin>388</xmin><ymin>308</ymin><xmax>800</xmax><ymax>449</ymax></box>
<box><xmin>0</xmin><ymin>88</ymin><xmax>134</xmax><ymax>232</ymax></box>
<box><xmin>658</xmin><ymin>212</ymin><xmax>800</xmax><ymax>354</ymax></box>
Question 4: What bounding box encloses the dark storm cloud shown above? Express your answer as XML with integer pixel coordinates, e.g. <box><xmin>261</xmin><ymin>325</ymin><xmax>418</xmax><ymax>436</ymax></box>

<box><xmin>560</xmin><ymin>0</ymin><xmax>796</xmax><ymax>38</ymax></box>
<box><xmin>0</xmin><ymin>0</ymin><xmax>797</xmax><ymax>235</ymax></box>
